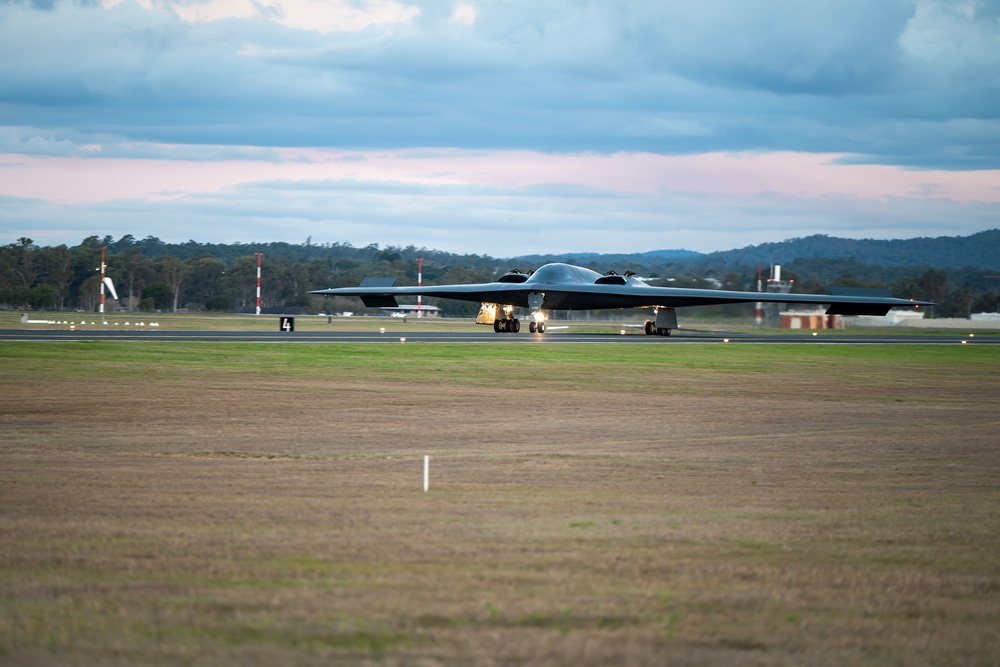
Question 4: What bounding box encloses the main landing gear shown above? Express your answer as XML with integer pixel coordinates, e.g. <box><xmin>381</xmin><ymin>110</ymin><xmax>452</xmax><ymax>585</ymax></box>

<box><xmin>492</xmin><ymin>318</ymin><xmax>546</xmax><ymax>333</ymax></box>
<box><xmin>486</xmin><ymin>297</ymin><xmax>547</xmax><ymax>334</ymax></box>
<box><xmin>493</xmin><ymin>318</ymin><xmax>520</xmax><ymax>333</ymax></box>
<box><xmin>644</xmin><ymin>320</ymin><xmax>672</xmax><ymax>336</ymax></box>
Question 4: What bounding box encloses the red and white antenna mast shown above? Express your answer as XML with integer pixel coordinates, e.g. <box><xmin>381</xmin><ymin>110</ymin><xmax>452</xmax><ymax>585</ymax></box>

<box><xmin>417</xmin><ymin>257</ymin><xmax>423</xmax><ymax>318</ymax></box>
<box><xmin>755</xmin><ymin>266</ymin><xmax>763</xmax><ymax>327</ymax></box>
<box><xmin>256</xmin><ymin>253</ymin><xmax>262</xmax><ymax>315</ymax></box>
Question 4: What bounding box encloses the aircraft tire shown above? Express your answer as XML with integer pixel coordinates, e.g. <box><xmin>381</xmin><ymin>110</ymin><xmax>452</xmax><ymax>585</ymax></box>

<box><xmin>644</xmin><ymin>320</ymin><xmax>655</xmax><ymax>335</ymax></box>
<box><xmin>538</xmin><ymin>323</ymin><xmax>545</xmax><ymax>334</ymax></box>
<box><xmin>513</xmin><ymin>319</ymin><xmax>521</xmax><ymax>333</ymax></box>
<box><xmin>493</xmin><ymin>320</ymin><xmax>501</xmax><ymax>333</ymax></box>
<box><xmin>529</xmin><ymin>321</ymin><xmax>537</xmax><ymax>333</ymax></box>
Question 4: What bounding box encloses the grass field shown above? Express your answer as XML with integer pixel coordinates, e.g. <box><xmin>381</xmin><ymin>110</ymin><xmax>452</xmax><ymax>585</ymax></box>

<box><xmin>1</xmin><ymin>341</ymin><xmax>998</xmax><ymax>665</ymax></box>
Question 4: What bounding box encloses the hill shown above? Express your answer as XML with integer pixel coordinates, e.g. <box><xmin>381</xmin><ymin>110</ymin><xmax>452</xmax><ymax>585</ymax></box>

<box><xmin>508</xmin><ymin>248</ymin><xmax>701</xmax><ymax>267</ymax></box>
<box><xmin>510</xmin><ymin>230</ymin><xmax>999</xmax><ymax>272</ymax></box>
<box><xmin>693</xmin><ymin>229</ymin><xmax>1000</xmax><ymax>269</ymax></box>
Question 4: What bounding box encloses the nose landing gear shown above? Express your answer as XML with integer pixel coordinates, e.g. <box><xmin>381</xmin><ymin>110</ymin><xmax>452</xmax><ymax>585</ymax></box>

<box><xmin>528</xmin><ymin>321</ymin><xmax>546</xmax><ymax>334</ymax></box>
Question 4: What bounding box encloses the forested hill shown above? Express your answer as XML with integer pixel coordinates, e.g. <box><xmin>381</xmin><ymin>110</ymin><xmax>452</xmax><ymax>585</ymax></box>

<box><xmin>509</xmin><ymin>230</ymin><xmax>999</xmax><ymax>271</ymax></box>
<box><xmin>509</xmin><ymin>248</ymin><xmax>701</xmax><ymax>266</ymax></box>
<box><xmin>32</xmin><ymin>228</ymin><xmax>1000</xmax><ymax>272</ymax></box>
<box><xmin>686</xmin><ymin>229</ymin><xmax>1000</xmax><ymax>270</ymax></box>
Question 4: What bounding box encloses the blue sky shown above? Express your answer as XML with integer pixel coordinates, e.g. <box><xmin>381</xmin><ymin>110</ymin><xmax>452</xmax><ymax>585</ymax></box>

<box><xmin>1</xmin><ymin>0</ymin><xmax>998</xmax><ymax>255</ymax></box>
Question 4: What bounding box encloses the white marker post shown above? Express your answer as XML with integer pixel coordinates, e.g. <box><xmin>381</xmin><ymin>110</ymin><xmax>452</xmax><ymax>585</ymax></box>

<box><xmin>424</xmin><ymin>455</ymin><xmax>429</xmax><ymax>492</ymax></box>
<box><xmin>255</xmin><ymin>252</ymin><xmax>262</xmax><ymax>315</ymax></box>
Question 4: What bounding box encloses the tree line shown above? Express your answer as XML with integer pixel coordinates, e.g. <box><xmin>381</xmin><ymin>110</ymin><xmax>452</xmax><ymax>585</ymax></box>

<box><xmin>2</xmin><ymin>235</ymin><xmax>997</xmax><ymax>318</ymax></box>
<box><xmin>0</xmin><ymin>235</ymin><xmax>498</xmax><ymax>317</ymax></box>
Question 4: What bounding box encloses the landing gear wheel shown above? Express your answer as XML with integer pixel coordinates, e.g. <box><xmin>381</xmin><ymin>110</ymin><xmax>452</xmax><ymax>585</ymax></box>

<box><xmin>512</xmin><ymin>318</ymin><xmax>520</xmax><ymax>333</ymax></box>
<box><xmin>644</xmin><ymin>320</ymin><xmax>655</xmax><ymax>335</ymax></box>
<box><xmin>538</xmin><ymin>323</ymin><xmax>545</xmax><ymax>334</ymax></box>
<box><xmin>528</xmin><ymin>321</ymin><xmax>537</xmax><ymax>333</ymax></box>
<box><xmin>493</xmin><ymin>319</ymin><xmax>502</xmax><ymax>333</ymax></box>
<box><xmin>656</xmin><ymin>327</ymin><xmax>672</xmax><ymax>336</ymax></box>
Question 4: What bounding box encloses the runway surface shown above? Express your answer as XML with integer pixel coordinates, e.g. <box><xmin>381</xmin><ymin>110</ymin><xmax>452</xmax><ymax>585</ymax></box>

<box><xmin>2</xmin><ymin>327</ymin><xmax>996</xmax><ymax>345</ymax></box>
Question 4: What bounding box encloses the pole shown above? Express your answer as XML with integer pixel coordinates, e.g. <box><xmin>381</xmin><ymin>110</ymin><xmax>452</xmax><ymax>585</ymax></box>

<box><xmin>755</xmin><ymin>266</ymin><xmax>762</xmax><ymax>327</ymax></box>
<box><xmin>255</xmin><ymin>253</ymin><xmax>262</xmax><ymax>316</ymax></box>
<box><xmin>423</xmin><ymin>455</ymin><xmax>429</xmax><ymax>492</ymax></box>
<box><xmin>417</xmin><ymin>257</ymin><xmax>423</xmax><ymax>318</ymax></box>
<box><xmin>100</xmin><ymin>246</ymin><xmax>106</xmax><ymax>324</ymax></box>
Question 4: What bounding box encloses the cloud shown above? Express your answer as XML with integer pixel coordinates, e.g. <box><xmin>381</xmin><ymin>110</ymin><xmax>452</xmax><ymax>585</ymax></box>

<box><xmin>0</xmin><ymin>0</ymin><xmax>997</xmax><ymax>167</ymax></box>
<box><xmin>634</xmin><ymin>1</ymin><xmax>913</xmax><ymax>95</ymax></box>
<box><xmin>2</xmin><ymin>151</ymin><xmax>997</xmax><ymax>255</ymax></box>
<box><xmin>95</xmin><ymin>0</ymin><xmax>421</xmax><ymax>32</ymax></box>
<box><xmin>19</xmin><ymin>187</ymin><xmax>998</xmax><ymax>257</ymax></box>
<box><xmin>449</xmin><ymin>2</ymin><xmax>474</xmax><ymax>25</ymax></box>
<box><xmin>1</xmin><ymin>0</ymin><xmax>998</xmax><ymax>255</ymax></box>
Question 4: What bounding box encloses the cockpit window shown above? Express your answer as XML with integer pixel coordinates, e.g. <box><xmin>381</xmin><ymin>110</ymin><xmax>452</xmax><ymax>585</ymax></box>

<box><xmin>526</xmin><ymin>264</ymin><xmax>601</xmax><ymax>284</ymax></box>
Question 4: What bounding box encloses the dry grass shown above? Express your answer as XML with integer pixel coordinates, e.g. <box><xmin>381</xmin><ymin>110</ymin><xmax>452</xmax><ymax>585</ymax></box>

<box><xmin>1</xmin><ymin>342</ymin><xmax>998</xmax><ymax>666</ymax></box>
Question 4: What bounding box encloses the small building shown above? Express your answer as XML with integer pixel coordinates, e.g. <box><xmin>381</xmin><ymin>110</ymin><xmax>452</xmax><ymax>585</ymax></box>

<box><xmin>381</xmin><ymin>305</ymin><xmax>441</xmax><ymax>318</ymax></box>
<box><xmin>781</xmin><ymin>310</ymin><xmax>843</xmax><ymax>330</ymax></box>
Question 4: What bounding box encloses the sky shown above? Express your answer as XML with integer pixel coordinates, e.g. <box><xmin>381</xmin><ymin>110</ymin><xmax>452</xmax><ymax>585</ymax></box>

<box><xmin>1</xmin><ymin>0</ymin><xmax>999</xmax><ymax>256</ymax></box>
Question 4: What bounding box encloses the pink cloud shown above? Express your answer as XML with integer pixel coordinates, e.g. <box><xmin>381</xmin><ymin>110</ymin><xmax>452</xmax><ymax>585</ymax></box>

<box><xmin>2</xmin><ymin>148</ymin><xmax>998</xmax><ymax>205</ymax></box>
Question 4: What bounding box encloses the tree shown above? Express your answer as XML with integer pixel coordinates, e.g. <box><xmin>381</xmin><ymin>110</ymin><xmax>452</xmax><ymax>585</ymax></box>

<box><xmin>831</xmin><ymin>273</ymin><xmax>865</xmax><ymax>287</ymax></box>
<box><xmin>141</xmin><ymin>283</ymin><xmax>174</xmax><ymax>310</ymax></box>
<box><xmin>9</xmin><ymin>237</ymin><xmax>37</xmax><ymax>288</ymax></box>
<box><xmin>222</xmin><ymin>256</ymin><xmax>260</xmax><ymax>309</ymax></box>
<box><xmin>77</xmin><ymin>275</ymin><xmax>101</xmax><ymax>312</ymax></box>
<box><xmin>918</xmin><ymin>269</ymin><xmax>948</xmax><ymax>304</ymax></box>
<box><xmin>114</xmin><ymin>248</ymin><xmax>150</xmax><ymax>312</ymax></box>
<box><xmin>29</xmin><ymin>284</ymin><xmax>59</xmax><ymax>310</ymax></box>
<box><xmin>37</xmin><ymin>245</ymin><xmax>73</xmax><ymax>310</ymax></box>
<box><xmin>971</xmin><ymin>292</ymin><xmax>1000</xmax><ymax>314</ymax></box>
<box><xmin>181</xmin><ymin>256</ymin><xmax>225</xmax><ymax>310</ymax></box>
<box><xmin>943</xmin><ymin>287</ymin><xmax>972</xmax><ymax>319</ymax></box>
<box><xmin>205</xmin><ymin>295</ymin><xmax>232</xmax><ymax>312</ymax></box>
<box><xmin>69</xmin><ymin>239</ymin><xmax>103</xmax><ymax>310</ymax></box>
<box><xmin>892</xmin><ymin>276</ymin><xmax>922</xmax><ymax>300</ymax></box>
<box><xmin>152</xmin><ymin>255</ymin><xmax>188</xmax><ymax>313</ymax></box>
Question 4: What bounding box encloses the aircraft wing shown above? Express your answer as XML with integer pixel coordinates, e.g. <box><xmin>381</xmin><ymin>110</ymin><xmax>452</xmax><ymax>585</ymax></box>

<box><xmin>309</xmin><ymin>270</ymin><xmax>934</xmax><ymax>316</ymax></box>
<box><xmin>309</xmin><ymin>281</ymin><xmax>534</xmax><ymax>309</ymax></box>
<box><xmin>517</xmin><ymin>282</ymin><xmax>933</xmax><ymax>315</ymax></box>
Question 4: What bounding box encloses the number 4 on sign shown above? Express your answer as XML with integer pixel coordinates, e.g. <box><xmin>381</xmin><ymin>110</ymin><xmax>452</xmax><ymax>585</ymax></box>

<box><xmin>280</xmin><ymin>317</ymin><xmax>295</xmax><ymax>332</ymax></box>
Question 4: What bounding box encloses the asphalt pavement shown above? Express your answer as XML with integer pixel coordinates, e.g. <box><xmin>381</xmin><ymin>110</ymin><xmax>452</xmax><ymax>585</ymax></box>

<box><xmin>1</xmin><ymin>327</ymin><xmax>995</xmax><ymax>345</ymax></box>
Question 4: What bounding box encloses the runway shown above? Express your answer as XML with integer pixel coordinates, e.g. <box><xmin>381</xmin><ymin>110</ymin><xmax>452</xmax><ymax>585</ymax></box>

<box><xmin>1</xmin><ymin>327</ymin><xmax>995</xmax><ymax>345</ymax></box>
